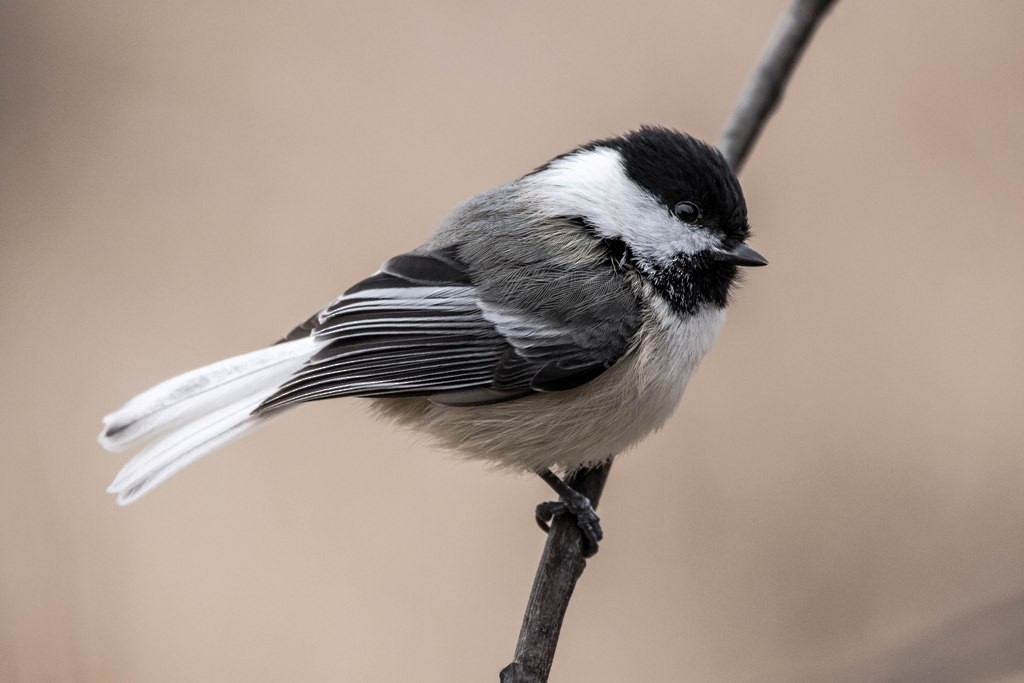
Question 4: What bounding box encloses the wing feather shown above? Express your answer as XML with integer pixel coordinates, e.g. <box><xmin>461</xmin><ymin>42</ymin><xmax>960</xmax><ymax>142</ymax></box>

<box><xmin>257</xmin><ymin>239</ymin><xmax>641</xmax><ymax>412</ymax></box>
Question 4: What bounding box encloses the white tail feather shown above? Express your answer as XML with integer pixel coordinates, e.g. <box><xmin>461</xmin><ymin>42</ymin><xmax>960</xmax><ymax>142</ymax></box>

<box><xmin>100</xmin><ymin>337</ymin><xmax>325</xmax><ymax>503</ymax></box>
<box><xmin>107</xmin><ymin>395</ymin><xmax>268</xmax><ymax>505</ymax></box>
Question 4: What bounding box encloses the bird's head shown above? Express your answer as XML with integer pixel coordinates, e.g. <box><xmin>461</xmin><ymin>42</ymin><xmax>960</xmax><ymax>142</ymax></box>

<box><xmin>526</xmin><ymin>126</ymin><xmax>766</xmax><ymax>314</ymax></box>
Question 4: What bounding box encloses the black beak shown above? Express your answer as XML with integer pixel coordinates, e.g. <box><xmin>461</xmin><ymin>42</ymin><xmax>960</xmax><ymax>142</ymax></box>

<box><xmin>716</xmin><ymin>243</ymin><xmax>768</xmax><ymax>267</ymax></box>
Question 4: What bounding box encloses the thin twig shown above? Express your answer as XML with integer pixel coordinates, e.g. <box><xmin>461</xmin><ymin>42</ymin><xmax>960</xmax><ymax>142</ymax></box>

<box><xmin>500</xmin><ymin>1</ymin><xmax>839</xmax><ymax>680</ymax></box>
<box><xmin>718</xmin><ymin>0</ymin><xmax>839</xmax><ymax>172</ymax></box>
<box><xmin>499</xmin><ymin>464</ymin><xmax>611</xmax><ymax>683</ymax></box>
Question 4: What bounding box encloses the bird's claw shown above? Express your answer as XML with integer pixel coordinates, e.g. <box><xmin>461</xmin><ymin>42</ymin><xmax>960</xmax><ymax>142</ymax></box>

<box><xmin>534</xmin><ymin>489</ymin><xmax>603</xmax><ymax>557</ymax></box>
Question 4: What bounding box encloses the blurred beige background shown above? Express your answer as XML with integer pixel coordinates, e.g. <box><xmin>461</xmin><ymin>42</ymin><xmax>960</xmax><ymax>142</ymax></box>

<box><xmin>2</xmin><ymin>1</ymin><xmax>1024</xmax><ymax>681</ymax></box>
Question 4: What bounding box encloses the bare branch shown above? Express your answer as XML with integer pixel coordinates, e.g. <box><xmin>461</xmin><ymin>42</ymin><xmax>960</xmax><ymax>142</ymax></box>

<box><xmin>719</xmin><ymin>0</ymin><xmax>839</xmax><ymax>172</ymax></box>
<box><xmin>499</xmin><ymin>465</ymin><xmax>611</xmax><ymax>683</ymax></box>
<box><xmin>500</xmin><ymin>2</ymin><xmax>839</xmax><ymax>680</ymax></box>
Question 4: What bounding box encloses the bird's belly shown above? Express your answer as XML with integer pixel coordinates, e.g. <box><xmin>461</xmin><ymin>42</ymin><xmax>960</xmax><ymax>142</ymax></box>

<box><xmin>369</xmin><ymin>306</ymin><xmax>726</xmax><ymax>472</ymax></box>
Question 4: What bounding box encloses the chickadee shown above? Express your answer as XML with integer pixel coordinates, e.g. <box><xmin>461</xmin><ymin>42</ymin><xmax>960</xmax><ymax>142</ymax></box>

<box><xmin>99</xmin><ymin>126</ymin><xmax>765</xmax><ymax>556</ymax></box>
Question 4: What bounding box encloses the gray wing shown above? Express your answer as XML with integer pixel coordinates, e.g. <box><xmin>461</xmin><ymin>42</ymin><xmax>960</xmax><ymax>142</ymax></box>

<box><xmin>256</xmin><ymin>245</ymin><xmax>641</xmax><ymax>412</ymax></box>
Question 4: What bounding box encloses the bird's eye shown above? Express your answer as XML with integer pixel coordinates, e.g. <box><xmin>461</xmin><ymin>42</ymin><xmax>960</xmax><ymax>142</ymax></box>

<box><xmin>673</xmin><ymin>201</ymin><xmax>701</xmax><ymax>223</ymax></box>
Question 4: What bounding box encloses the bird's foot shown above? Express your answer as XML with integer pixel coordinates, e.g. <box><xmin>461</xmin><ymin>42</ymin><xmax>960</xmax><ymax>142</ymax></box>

<box><xmin>535</xmin><ymin>470</ymin><xmax>603</xmax><ymax>557</ymax></box>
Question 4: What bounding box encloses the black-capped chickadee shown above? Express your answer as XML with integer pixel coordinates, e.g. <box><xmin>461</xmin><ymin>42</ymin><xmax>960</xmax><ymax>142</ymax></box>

<box><xmin>100</xmin><ymin>126</ymin><xmax>765</xmax><ymax>556</ymax></box>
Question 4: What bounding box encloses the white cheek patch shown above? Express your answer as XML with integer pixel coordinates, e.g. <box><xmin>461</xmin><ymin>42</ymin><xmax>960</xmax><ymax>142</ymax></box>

<box><xmin>651</xmin><ymin>230</ymin><xmax>720</xmax><ymax>260</ymax></box>
<box><xmin>524</xmin><ymin>147</ymin><xmax>719</xmax><ymax>260</ymax></box>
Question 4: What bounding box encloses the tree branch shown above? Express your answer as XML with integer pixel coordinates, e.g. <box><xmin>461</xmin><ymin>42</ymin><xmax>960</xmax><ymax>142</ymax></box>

<box><xmin>718</xmin><ymin>0</ymin><xmax>839</xmax><ymax>172</ymax></box>
<box><xmin>500</xmin><ymin>1</ymin><xmax>839</xmax><ymax>680</ymax></box>
<box><xmin>499</xmin><ymin>464</ymin><xmax>611</xmax><ymax>683</ymax></box>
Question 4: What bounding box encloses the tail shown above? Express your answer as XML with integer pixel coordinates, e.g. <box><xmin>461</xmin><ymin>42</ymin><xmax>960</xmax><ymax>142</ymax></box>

<box><xmin>100</xmin><ymin>337</ymin><xmax>325</xmax><ymax>505</ymax></box>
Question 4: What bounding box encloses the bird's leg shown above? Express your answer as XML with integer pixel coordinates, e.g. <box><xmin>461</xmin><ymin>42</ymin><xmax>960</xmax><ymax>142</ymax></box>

<box><xmin>534</xmin><ymin>469</ymin><xmax>603</xmax><ymax>557</ymax></box>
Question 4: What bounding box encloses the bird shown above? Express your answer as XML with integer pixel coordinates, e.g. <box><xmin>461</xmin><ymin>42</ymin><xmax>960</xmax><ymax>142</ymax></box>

<box><xmin>99</xmin><ymin>126</ymin><xmax>766</xmax><ymax>556</ymax></box>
